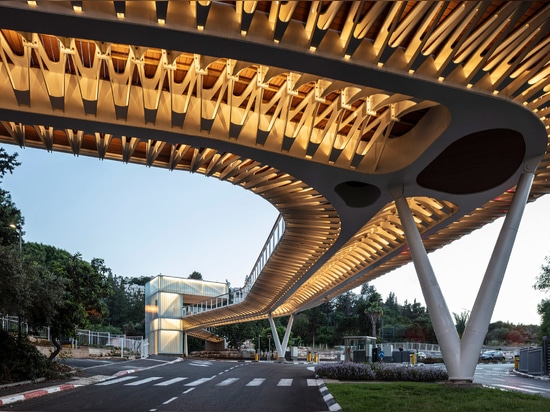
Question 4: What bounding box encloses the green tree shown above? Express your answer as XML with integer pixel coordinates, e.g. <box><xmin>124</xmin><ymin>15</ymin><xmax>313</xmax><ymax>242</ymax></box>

<box><xmin>453</xmin><ymin>310</ymin><xmax>470</xmax><ymax>338</ymax></box>
<box><xmin>188</xmin><ymin>271</ymin><xmax>203</xmax><ymax>280</ymax></box>
<box><xmin>24</xmin><ymin>244</ymin><xmax>112</xmax><ymax>360</ymax></box>
<box><xmin>534</xmin><ymin>256</ymin><xmax>550</xmax><ymax>291</ymax></box>
<box><xmin>214</xmin><ymin>320</ymin><xmax>264</xmax><ymax>349</ymax></box>
<box><xmin>366</xmin><ymin>300</ymin><xmax>383</xmax><ymax>338</ymax></box>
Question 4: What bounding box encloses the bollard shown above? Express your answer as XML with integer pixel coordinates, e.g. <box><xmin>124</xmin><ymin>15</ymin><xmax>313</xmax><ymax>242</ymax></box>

<box><xmin>314</xmin><ymin>353</ymin><xmax>318</xmax><ymax>363</ymax></box>
<box><xmin>410</xmin><ymin>353</ymin><xmax>416</xmax><ymax>365</ymax></box>
<box><xmin>255</xmin><ymin>353</ymin><xmax>259</xmax><ymax>362</ymax></box>
<box><xmin>307</xmin><ymin>352</ymin><xmax>312</xmax><ymax>362</ymax></box>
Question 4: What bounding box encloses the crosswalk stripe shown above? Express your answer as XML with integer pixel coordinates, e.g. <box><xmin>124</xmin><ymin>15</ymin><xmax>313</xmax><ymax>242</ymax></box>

<box><xmin>278</xmin><ymin>379</ymin><xmax>293</xmax><ymax>387</ymax></box>
<box><xmin>307</xmin><ymin>379</ymin><xmax>319</xmax><ymax>387</ymax></box>
<box><xmin>185</xmin><ymin>377</ymin><xmax>213</xmax><ymax>387</ymax></box>
<box><xmin>97</xmin><ymin>376</ymin><xmax>137</xmax><ymax>386</ymax></box>
<box><xmin>216</xmin><ymin>378</ymin><xmax>240</xmax><ymax>386</ymax></box>
<box><xmin>154</xmin><ymin>377</ymin><xmax>188</xmax><ymax>386</ymax></box>
<box><xmin>495</xmin><ymin>384</ymin><xmax>540</xmax><ymax>394</ymax></box>
<box><xmin>125</xmin><ymin>377</ymin><xmax>163</xmax><ymax>386</ymax></box>
<box><xmin>246</xmin><ymin>378</ymin><xmax>265</xmax><ymax>387</ymax></box>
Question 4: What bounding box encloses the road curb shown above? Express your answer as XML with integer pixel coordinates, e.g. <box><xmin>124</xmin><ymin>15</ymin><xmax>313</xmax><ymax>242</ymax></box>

<box><xmin>511</xmin><ymin>369</ymin><xmax>550</xmax><ymax>381</ymax></box>
<box><xmin>0</xmin><ymin>383</ymin><xmax>82</xmax><ymax>407</ymax></box>
<box><xmin>0</xmin><ymin>356</ymin><xmax>184</xmax><ymax>406</ymax></box>
<box><xmin>318</xmin><ymin>379</ymin><xmax>342</xmax><ymax>412</ymax></box>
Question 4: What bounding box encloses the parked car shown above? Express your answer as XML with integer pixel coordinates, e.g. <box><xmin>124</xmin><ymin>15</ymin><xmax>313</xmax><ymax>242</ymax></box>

<box><xmin>480</xmin><ymin>350</ymin><xmax>505</xmax><ymax>362</ymax></box>
<box><xmin>417</xmin><ymin>351</ymin><xmax>427</xmax><ymax>360</ymax></box>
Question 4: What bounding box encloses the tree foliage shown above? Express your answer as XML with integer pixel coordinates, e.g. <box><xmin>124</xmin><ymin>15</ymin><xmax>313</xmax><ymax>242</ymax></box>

<box><xmin>188</xmin><ymin>271</ymin><xmax>203</xmax><ymax>280</ymax></box>
<box><xmin>21</xmin><ymin>244</ymin><xmax>112</xmax><ymax>359</ymax></box>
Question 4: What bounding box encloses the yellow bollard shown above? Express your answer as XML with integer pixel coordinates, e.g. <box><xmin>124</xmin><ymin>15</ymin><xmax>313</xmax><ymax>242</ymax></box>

<box><xmin>410</xmin><ymin>353</ymin><xmax>416</xmax><ymax>365</ymax></box>
<box><xmin>307</xmin><ymin>352</ymin><xmax>312</xmax><ymax>362</ymax></box>
<box><xmin>255</xmin><ymin>353</ymin><xmax>259</xmax><ymax>362</ymax></box>
<box><xmin>314</xmin><ymin>353</ymin><xmax>318</xmax><ymax>363</ymax></box>
<box><xmin>275</xmin><ymin>352</ymin><xmax>278</xmax><ymax>360</ymax></box>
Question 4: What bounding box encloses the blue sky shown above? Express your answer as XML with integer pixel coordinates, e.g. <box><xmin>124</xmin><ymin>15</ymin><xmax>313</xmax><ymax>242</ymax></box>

<box><xmin>2</xmin><ymin>144</ymin><xmax>548</xmax><ymax>325</ymax></box>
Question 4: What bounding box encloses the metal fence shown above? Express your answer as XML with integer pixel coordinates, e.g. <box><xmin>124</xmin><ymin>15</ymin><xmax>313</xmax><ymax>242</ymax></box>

<box><xmin>519</xmin><ymin>347</ymin><xmax>543</xmax><ymax>375</ymax></box>
<box><xmin>75</xmin><ymin>329</ymin><xmax>148</xmax><ymax>359</ymax></box>
<box><xmin>1</xmin><ymin>315</ymin><xmax>28</xmax><ymax>334</ymax></box>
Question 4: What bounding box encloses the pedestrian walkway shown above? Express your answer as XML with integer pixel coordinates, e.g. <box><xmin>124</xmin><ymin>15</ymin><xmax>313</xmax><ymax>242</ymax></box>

<box><xmin>94</xmin><ymin>374</ymin><xmax>321</xmax><ymax>388</ymax></box>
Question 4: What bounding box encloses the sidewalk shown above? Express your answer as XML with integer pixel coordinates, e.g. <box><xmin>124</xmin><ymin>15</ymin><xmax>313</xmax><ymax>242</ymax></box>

<box><xmin>0</xmin><ymin>356</ymin><xmax>182</xmax><ymax>407</ymax></box>
<box><xmin>0</xmin><ymin>374</ymin><xmax>102</xmax><ymax>407</ymax></box>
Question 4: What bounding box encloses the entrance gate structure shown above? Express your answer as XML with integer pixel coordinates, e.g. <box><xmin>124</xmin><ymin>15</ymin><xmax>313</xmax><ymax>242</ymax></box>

<box><xmin>0</xmin><ymin>1</ymin><xmax>549</xmax><ymax>382</ymax></box>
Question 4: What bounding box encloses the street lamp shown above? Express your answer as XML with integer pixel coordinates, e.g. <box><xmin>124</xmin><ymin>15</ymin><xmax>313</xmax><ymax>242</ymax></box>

<box><xmin>9</xmin><ymin>223</ymin><xmax>22</xmax><ymax>254</ymax></box>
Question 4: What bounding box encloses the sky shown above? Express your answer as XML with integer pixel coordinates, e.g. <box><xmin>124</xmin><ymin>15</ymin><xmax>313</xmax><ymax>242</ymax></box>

<box><xmin>2</xmin><ymin>144</ymin><xmax>549</xmax><ymax>326</ymax></box>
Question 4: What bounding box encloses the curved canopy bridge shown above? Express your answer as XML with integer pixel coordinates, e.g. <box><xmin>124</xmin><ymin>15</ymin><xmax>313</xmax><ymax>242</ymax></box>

<box><xmin>0</xmin><ymin>1</ymin><xmax>549</xmax><ymax>382</ymax></box>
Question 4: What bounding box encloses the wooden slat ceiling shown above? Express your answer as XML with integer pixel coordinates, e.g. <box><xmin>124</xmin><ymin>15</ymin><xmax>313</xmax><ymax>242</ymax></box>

<box><xmin>0</xmin><ymin>1</ymin><xmax>548</xmax><ymax>333</ymax></box>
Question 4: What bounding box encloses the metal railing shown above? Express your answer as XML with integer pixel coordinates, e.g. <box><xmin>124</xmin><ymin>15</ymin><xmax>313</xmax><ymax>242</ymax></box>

<box><xmin>1</xmin><ymin>315</ymin><xmax>28</xmax><ymax>334</ymax></box>
<box><xmin>75</xmin><ymin>329</ymin><xmax>148</xmax><ymax>359</ymax></box>
<box><xmin>183</xmin><ymin>214</ymin><xmax>285</xmax><ymax>317</ymax></box>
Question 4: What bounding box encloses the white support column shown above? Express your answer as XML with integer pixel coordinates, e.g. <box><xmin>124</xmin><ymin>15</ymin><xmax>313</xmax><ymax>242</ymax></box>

<box><xmin>281</xmin><ymin>314</ymin><xmax>294</xmax><ymax>355</ymax></box>
<box><xmin>390</xmin><ymin>170</ymin><xmax>534</xmax><ymax>382</ymax></box>
<box><xmin>268</xmin><ymin>314</ymin><xmax>285</xmax><ymax>361</ymax></box>
<box><xmin>459</xmin><ymin>172</ymin><xmax>534</xmax><ymax>379</ymax></box>
<box><xmin>183</xmin><ymin>332</ymin><xmax>188</xmax><ymax>357</ymax></box>
<box><xmin>391</xmin><ymin>185</ymin><xmax>462</xmax><ymax>379</ymax></box>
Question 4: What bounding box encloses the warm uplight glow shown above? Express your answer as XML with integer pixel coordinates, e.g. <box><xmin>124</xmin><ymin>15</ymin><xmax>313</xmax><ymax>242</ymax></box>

<box><xmin>309</xmin><ymin>46</ymin><xmax>317</xmax><ymax>52</ymax></box>
<box><xmin>73</xmin><ymin>5</ymin><xmax>82</xmax><ymax>12</ymax></box>
<box><xmin>145</xmin><ymin>305</ymin><xmax>158</xmax><ymax>313</ymax></box>
<box><xmin>27</xmin><ymin>1</ymin><xmax>37</xmax><ymax>6</ymax></box>
<box><xmin>274</xmin><ymin>38</ymin><xmax>280</xmax><ymax>44</ymax></box>
<box><xmin>408</xmin><ymin>69</ymin><xmax>415</xmax><ymax>74</ymax></box>
<box><xmin>197</xmin><ymin>25</ymin><xmax>204</xmax><ymax>31</ymax></box>
<box><xmin>158</xmin><ymin>18</ymin><xmax>165</xmax><ymax>25</ymax></box>
<box><xmin>438</xmin><ymin>76</ymin><xmax>445</xmax><ymax>82</ymax></box>
<box><xmin>344</xmin><ymin>54</ymin><xmax>351</xmax><ymax>60</ymax></box>
<box><xmin>116</xmin><ymin>12</ymin><xmax>125</xmax><ymax>19</ymax></box>
<box><xmin>241</xmin><ymin>30</ymin><xmax>247</xmax><ymax>36</ymax></box>
<box><xmin>377</xmin><ymin>62</ymin><xmax>384</xmax><ymax>67</ymax></box>
<box><xmin>467</xmin><ymin>84</ymin><xmax>473</xmax><ymax>88</ymax></box>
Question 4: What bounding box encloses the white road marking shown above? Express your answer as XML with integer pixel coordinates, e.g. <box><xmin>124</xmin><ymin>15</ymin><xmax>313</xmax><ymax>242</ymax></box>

<box><xmin>246</xmin><ymin>378</ymin><xmax>265</xmax><ymax>386</ymax></box>
<box><xmin>216</xmin><ymin>378</ymin><xmax>240</xmax><ymax>386</ymax></box>
<box><xmin>496</xmin><ymin>384</ymin><xmax>540</xmax><ymax>394</ymax></box>
<box><xmin>162</xmin><ymin>397</ymin><xmax>178</xmax><ymax>405</ymax></box>
<box><xmin>154</xmin><ymin>377</ymin><xmax>188</xmax><ymax>386</ymax></box>
<box><xmin>307</xmin><ymin>379</ymin><xmax>319</xmax><ymax>386</ymax></box>
<box><xmin>523</xmin><ymin>385</ymin><xmax>550</xmax><ymax>393</ymax></box>
<box><xmin>184</xmin><ymin>377</ymin><xmax>213</xmax><ymax>387</ymax></box>
<box><xmin>125</xmin><ymin>377</ymin><xmax>163</xmax><ymax>386</ymax></box>
<box><xmin>277</xmin><ymin>379</ymin><xmax>293</xmax><ymax>387</ymax></box>
<box><xmin>97</xmin><ymin>376</ymin><xmax>137</xmax><ymax>386</ymax></box>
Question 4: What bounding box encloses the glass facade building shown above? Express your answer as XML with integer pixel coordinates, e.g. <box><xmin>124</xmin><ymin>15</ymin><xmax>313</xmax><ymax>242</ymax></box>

<box><xmin>145</xmin><ymin>275</ymin><xmax>228</xmax><ymax>354</ymax></box>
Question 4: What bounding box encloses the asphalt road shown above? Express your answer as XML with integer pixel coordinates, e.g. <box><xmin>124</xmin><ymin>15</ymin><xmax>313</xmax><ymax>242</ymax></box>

<box><xmin>474</xmin><ymin>363</ymin><xmax>550</xmax><ymax>398</ymax></box>
<box><xmin>1</xmin><ymin>358</ymin><xmax>329</xmax><ymax>412</ymax></box>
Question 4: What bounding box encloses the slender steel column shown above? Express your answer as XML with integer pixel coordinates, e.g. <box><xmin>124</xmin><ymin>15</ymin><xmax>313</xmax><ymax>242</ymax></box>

<box><xmin>281</xmin><ymin>314</ymin><xmax>294</xmax><ymax>355</ymax></box>
<box><xmin>391</xmin><ymin>185</ymin><xmax>462</xmax><ymax>379</ymax></box>
<box><xmin>183</xmin><ymin>332</ymin><xmax>188</xmax><ymax>357</ymax></box>
<box><xmin>459</xmin><ymin>172</ymin><xmax>535</xmax><ymax>378</ymax></box>
<box><xmin>268</xmin><ymin>314</ymin><xmax>285</xmax><ymax>360</ymax></box>
<box><xmin>390</xmin><ymin>170</ymin><xmax>534</xmax><ymax>382</ymax></box>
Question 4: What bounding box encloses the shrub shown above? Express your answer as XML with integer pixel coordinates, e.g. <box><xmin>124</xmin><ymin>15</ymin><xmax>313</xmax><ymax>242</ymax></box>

<box><xmin>0</xmin><ymin>330</ymin><xmax>71</xmax><ymax>383</ymax></box>
<box><xmin>315</xmin><ymin>361</ymin><xmax>448</xmax><ymax>382</ymax></box>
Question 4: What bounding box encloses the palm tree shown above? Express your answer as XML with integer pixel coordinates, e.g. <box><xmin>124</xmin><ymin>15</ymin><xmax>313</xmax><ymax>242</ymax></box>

<box><xmin>366</xmin><ymin>301</ymin><xmax>383</xmax><ymax>338</ymax></box>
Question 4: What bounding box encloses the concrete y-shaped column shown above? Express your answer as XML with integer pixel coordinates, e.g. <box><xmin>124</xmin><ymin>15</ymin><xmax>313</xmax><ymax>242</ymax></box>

<box><xmin>390</xmin><ymin>171</ymin><xmax>533</xmax><ymax>382</ymax></box>
<box><xmin>268</xmin><ymin>314</ymin><xmax>294</xmax><ymax>362</ymax></box>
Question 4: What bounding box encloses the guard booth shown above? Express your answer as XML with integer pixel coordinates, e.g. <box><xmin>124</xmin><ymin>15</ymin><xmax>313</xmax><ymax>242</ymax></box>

<box><xmin>343</xmin><ymin>336</ymin><xmax>377</xmax><ymax>363</ymax></box>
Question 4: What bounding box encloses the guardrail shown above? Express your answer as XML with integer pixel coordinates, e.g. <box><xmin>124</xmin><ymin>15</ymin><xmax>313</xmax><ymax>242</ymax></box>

<box><xmin>183</xmin><ymin>214</ymin><xmax>285</xmax><ymax>317</ymax></box>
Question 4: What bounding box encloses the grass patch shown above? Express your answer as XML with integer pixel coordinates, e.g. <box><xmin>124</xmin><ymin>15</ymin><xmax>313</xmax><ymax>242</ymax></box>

<box><xmin>325</xmin><ymin>382</ymin><xmax>550</xmax><ymax>412</ymax></box>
